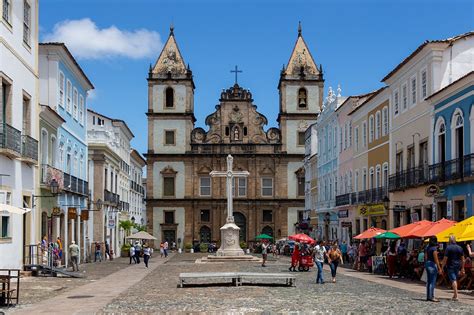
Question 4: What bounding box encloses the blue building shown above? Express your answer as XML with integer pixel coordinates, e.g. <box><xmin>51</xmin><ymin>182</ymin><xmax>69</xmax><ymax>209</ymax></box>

<box><xmin>429</xmin><ymin>71</ymin><xmax>474</xmax><ymax>220</ymax></box>
<box><xmin>39</xmin><ymin>43</ymin><xmax>94</xmax><ymax>264</ymax></box>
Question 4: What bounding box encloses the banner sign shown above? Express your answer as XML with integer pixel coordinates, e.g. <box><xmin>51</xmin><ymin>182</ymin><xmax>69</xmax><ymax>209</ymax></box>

<box><xmin>68</xmin><ymin>207</ymin><xmax>77</xmax><ymax>220</ymax></box>
<box><xmin>341</xmin><ymin>221</ymin><xmax>352</xmax><ymax>228</ymax></box>
<box><xmin>108</xmin><ymin>214</ymin><xmax>115</xmax><ymax>229</ymax></box>
<box><xmin>80</xmin><ymin>210</ymin><xmax>89</xmax><ymax>221</ymax></box>
<box><xmin>358</xmin><ymin>204</ymin><xmax>386</xmax><ymax>216</ymax></box>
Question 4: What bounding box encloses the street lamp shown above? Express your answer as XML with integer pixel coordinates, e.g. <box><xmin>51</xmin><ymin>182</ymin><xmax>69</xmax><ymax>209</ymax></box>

<box><xmin>383</xmin><ymin>196</ymin><xmax>390</xmax><ymax>210</ymax></box>
<box><xmin>50</xmin><ymin>179</ymin><xmax>59</xmax><ymax>196</ymax></box>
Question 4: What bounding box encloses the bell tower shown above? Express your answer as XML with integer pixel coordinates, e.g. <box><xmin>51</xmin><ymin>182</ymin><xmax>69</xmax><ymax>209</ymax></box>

<box><xmin>278</xmin><ymin>22</ymin><xmax>323</xmax><ymax>154</ymax></box>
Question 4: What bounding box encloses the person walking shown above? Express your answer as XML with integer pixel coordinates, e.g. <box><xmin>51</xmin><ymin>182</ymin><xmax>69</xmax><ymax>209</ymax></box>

<box><xmin>340</xmin><ymin>241</ymin><xmax>348</xmax><ymax>264</ymax></box>
<box><xmin>328</xmin><ymin>242</ymin><xmax>343</xmax><ymax>283</ymax></box>
<box><xmin>386</xmin><ymin>241</ymin><xmax>398</xmax><ymax>279</ymax></box>
<box><xmin>289</xmin><ymin>242</ymin><xmax>300</xmax><ymax>272</ymax></box>
<box><xmin>425</xmin><ymin>236</ymin><xmax>442</xmax><ymax>302</ymax></box>
<box><xmin>143</xmin><ymin>244</ymin><xmax>151</xmax><ymax>268</ymax></box>
<box><xmin>314</xmin><ymin>240</ymin><xmax>327</xmax><ymax>284</ymax></box>
<box><xmin>441</xmin><ymin>235</ymin><xmax>465</xmax><ymax>301</ymax></box>
<box><xmin>56</xmin><ymin>237</ymin><xmax>63</xmax><ymax>264</ymax></box>
<box><xmin>358</xmin><ymin>240</ymin><xmax>368</xmax><ymax>271</ymax></box>
<box><xmin>163</xmin><ymin>239</ymin><xmax>169</xmax><ymax>258</ymax></box>
<box><xmin>261</xmin><ymin>240</ymin><xmax>268</xmax><ymax>267</ymax></box>
<box><xmin>159</xmin><ymin>242</ymin><xmax>164</xmax><ymax>258</ymax></box>
<box><xmin>129</xmin><ymin>243</ymin><xmax>136</xmax><ymax>264</ymax></box>
<box><xmin>69</xmin><ymin>240</ymin><xmax>80</xmax><ymax>272</ymax></box>
<box><xmin>105</xmin><ymin>241</ymin><xmax>111</xmax><ymax>260</ymax></box>
<box><xmin>134</xmin><ymin>241</ymin><xmax>142</xmax><ymax>264</ymax></box>
<box><xmin>94</xmin><ymin>242</ymin><xmax>102</xmax><ymax>262</ymax></box>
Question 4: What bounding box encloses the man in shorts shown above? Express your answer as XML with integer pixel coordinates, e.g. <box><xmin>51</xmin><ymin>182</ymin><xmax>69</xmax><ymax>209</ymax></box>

<box><xmin>261</xmin><ymin>240</ymin><xmax>268</xmax><ymax>267</ymax></box>
<box><xmin>442</xmin><ymin>235</ymin><xmax>465</xmax><ymax>301</ymax></box>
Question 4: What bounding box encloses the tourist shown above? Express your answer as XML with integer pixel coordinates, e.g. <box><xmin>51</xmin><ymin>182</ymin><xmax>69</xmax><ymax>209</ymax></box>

<box><xmin>56</xmin><ymin>237</ymin><xmax>63</xmax><ymax>263</ymax></box>
<box><xmin>69</xmin><ymin>240</ymin><xmax>80</xmax><ymax>272</ymax></box>
<box><xmin>143</xmin><ymin>244</ymin><xmax>151</xmax><ymax>268</ymax></box>
<box><xmin>95</xmin><ymin>242</ymin><xmax>102</xmax><ymax>262</ymax></box>
<box><xmin>289</xmin><ymin>242</ymin><xmax>300</xmax><ymax>272</ymax></box>
<box><xmin>441</xmin><ymin>235</ymin><xmax>465</xmax><ymax>301</ymax></box>
<box><xmin>164</xmin><ymin>239</ymin><xmax>169</xmax><ymax>257</ymax></box>
<box><xmin>424</xmin><ymin>236</ymin><xmax>442</xmax><ymax>302</ymax></box>
<box><xmin>386</xmin><ymin>241</ymin><xmax>397</xmax><ymax>279</ymax></box>
<box><xmin>341</xmin><ymin>241</ymin><xmax>348</xmax><ymax>264</ymax></box>
<box><xmin>160</xmin><ymin>241</ymin><xmax>164</xmax><ymax>258</ymax></box>
<box><xmin>328</xmin><ymin>242</ymin><xmax>343</xmax><ymax>283</ymax></box>
<box><xmin>314</xmin><ymin>240</ymin><xmax>327</xmax><ymax>284</ymax></box>
<box><xmin>129</xmin><ymin>243</ymin><xmax>136</xmax><ymax>264</ymax></box>
<box><xmin>261</xmin><ymin>240</ymin><xmax>268</xmax><ymax>267</ymax></box>
<box><xmin>134</xmin><ymin>241</ymin><xmax>142</xmax><ymax>263</ymax></box>
<box><xmin>105</xmin><ymin>241</ymin><xmax>111</xmax><ymax>260</ymax></box>
<box><xmin>358</xmin><ymin>240</ymin><xmax>368</xmax><ymax>271</ymax></box>
<box><xmin>397</xmin><ymin>241</ymin><xmax>408</xmax><ymax>278</ymax></box>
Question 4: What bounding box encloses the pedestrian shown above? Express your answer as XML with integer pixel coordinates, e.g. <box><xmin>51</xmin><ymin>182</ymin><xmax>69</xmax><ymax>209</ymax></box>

<box><xmin>386</xmin><ymin>241</ymin><xmax>398</xmax><ymax>279</ymax></box>
<box><xmin>94</xmin><ymin>242</ymin><xmax>102</xmax><ymax>262</ymax></box>
<box><xmin>397</xmin><ymin>241</ymin><xmax>408</xmax><ymax>278</ymax></box>
<box><xmin>328</xmin><ymin>242</ymin><xmax>343</xmax><ymax>283</ymax></box>
<box><xmin>143</xmin><ymin>244</ymin><xmax>151</xmax><ymax>268</ymax></box>
<box><xmin>261</xmin><ymin>240</ymin><xmax>268</xmax><ymax>267</ymax></box>
<box><xmin>105</xmin><ymin>241</ymin><xmax>111</xmax><ymax>260</ymax></box>
<box><xmin>341</xmin><ymin>241</ymin><xmax>348</xmax><ymax>264</ymax></box>
<box><xmin>163</xmin><ymin>239</ymin><xmax>169</xmax><ymax>257</ymax></box>
<box><xmin>56</xmin><ymin>237</ymin><xmax>63</xmax><ymax>264</ymax></box>
<box><xmin>69</xmin><ymin>240</ymin><xmax>80</xmax><ymax>272</ymax></box>
<box><xmin>289</xmin><ymin>242</ymin><xmax>300</xmax><ymax>272</ymax></box>
<box><xmin>358</xmin><ymin>240</ymin><xmax>368</xmax><ymax>271</ymax></box>
<box><xmin>425</xmin><ymin>236</ymin><xmax>442</xmax><ymax>302</ymax></box>
<box><xmin>314</xmin><ymin>240</ymin><xmax>327</xmax><ymax>284</ymax></box>
<box><xmin>441</xmin><ymin>235</ymin><xmax>465</xmax><ymax>301</ymax></box>
<box><xmin>134</xmin><ymin>241</ymin><xmax>142</xmax><ymax>264</ymax></box>
<box><xmin>160</xmin><ymin>242</ymin><xmax>164</xmax><ymax>258</ymax></box>
<box><xmin>129</xmin><ymin>243</ymin><xmax>136</xmax><ymax>264</ymax></box>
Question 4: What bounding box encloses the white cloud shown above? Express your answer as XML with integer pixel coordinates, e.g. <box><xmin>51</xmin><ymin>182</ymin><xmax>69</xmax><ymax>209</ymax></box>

<box><xmin>43</xmin><ymin>18</ymin><xmax>162</xmax><ymax>59</ymax></box>
<box><xmin>87</xmin><ymin>89</ymin><xmax>97</xmax><ymax>100</ymax></box>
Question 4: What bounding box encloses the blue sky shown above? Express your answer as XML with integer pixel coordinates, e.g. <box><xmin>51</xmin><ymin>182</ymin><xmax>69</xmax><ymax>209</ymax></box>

<box><xmin>40</xmin><ymin>0</ymin><xmax>474</xmax><ymax>155</ymax></box>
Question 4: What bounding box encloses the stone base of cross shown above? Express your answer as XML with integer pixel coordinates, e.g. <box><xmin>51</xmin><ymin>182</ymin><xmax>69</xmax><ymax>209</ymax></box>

<box><xmin>210</xmin><ymin>154</ymin><xmax>249</xmax><ymax>256</ymax></box>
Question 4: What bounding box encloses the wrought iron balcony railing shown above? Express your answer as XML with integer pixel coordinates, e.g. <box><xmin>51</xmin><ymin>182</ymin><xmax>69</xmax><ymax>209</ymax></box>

<box><xmin>0</xmin><ymin>122</ymin><xmax>21</xmax><ymax>155</ymax></box>
<box><xmin>21</xmin><ymin>135</ymin><xmax>38</xmax><ymax>162</ymax></box>
<box><xmin>389</xmin><ymin>165</ymin><xmax>429</xmax><ymax>192</ymax></box>
<box><xmin>63</xmin><ymin>172</ymin><xmax>88</xmax><ymax>196</ymax></box>
<box><xmin>104</xmin><ymin>189</ymin><xmax>120</xmax><ymax>206</ymax></box>
<box><xmin>335</xmin><ymin>193</ymin><xmax>351</xmax><ymax>206</ymax></box>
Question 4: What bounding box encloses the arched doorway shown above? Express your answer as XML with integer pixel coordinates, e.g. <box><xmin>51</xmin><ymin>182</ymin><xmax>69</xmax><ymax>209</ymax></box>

<box><xmin>234</xmin><ymin>212</ymin><xmax>246</xmax><ymax>242</ymax></box>
<box><xmin>200</xmin><ymin>226</ymin><xmax>211</xmax><ymax>243</ymax></box>
<box><xmin>261</xmin><ymin>225</ymin><xmax>273</xmax><ymax>237</ymax></box>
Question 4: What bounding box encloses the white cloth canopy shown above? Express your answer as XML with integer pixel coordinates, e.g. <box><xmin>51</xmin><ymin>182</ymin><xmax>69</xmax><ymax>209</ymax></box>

<box><xmin>0</xmin><ymin>204</ymin><xmax>31</xmax><ymax>215</ymax></box>
<box><xmin>126</xmin><ymin>231</ymin><xmax>157</xmax><ymax>240</ymax></box>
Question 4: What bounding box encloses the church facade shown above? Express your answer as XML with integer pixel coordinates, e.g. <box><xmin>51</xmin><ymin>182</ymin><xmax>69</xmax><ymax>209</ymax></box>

<box><xmin>146</xmin><ymin>25</ymin><xmax>323</xmax><ymax>248</ymax></box>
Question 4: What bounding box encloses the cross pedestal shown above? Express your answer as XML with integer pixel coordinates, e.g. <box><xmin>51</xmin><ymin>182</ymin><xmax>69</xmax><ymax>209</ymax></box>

<box><xmin>210</xmin><ymin>154</ymin><xmax>249</xmax><ymax>256</ymax></box>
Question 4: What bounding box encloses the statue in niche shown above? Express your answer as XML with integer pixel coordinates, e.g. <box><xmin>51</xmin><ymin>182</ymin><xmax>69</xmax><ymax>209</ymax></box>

<box><xmin>234</xmin><ymin>127</ymin><xmax>240</xmax><ymax>140</ymax></box>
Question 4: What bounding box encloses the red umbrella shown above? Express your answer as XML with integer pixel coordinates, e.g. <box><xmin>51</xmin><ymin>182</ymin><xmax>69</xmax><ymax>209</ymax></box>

<box><xmin>289</xmin><ymin>233</ymin><xmax>315</xmax><ymax>244</ymax></box>
<box><xmin>353</xmin><ymin>227</ymin><xmax>386</xmax><ymax>240</ymax></box>
<box><xmin>390</xmin><ymin>220</ymin><xmax>432</xmax><ymax>238</ymax></box>
<box><xmin>407</xmin><ymin>218</ymin><xmax>456</xmax><ymax>238</ymax></box>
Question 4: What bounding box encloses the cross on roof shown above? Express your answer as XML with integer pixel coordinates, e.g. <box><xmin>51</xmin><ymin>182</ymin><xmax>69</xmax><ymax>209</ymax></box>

<box><xmin>230</xmin><ymin>65</ymin><xmax>242</xmax><ymax>84</ymax></box>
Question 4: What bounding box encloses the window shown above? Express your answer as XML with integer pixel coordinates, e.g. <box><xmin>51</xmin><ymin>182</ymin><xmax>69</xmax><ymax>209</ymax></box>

<box><xmin>1</xmin><ymin>216</ymin><xmax>9</xmax><ymax>238</ymax></box>
<box><xmin>0</xmin><ymin>191</ymin><xmax>12</xmax><ymax>238</ymax></box>
<box><xmin>375</xmin><ymin>112</ymin><xmax>381</xmax><ymax>140</ymax></box>
<box><xmin>354</xmin><ymin>127</ymin><xmax>359</xmax><ymax>152</ymax></box>
<box><xmin>200</xmin><ymin>210</ymin><xmax>210</xmax><ymax>222</ymax></box>
<box><xmin>2</xmin><ymin>0</ymin><xmax>11</xmax><ymax>24</ymax></box>
<box><xmin>23</xmin><ymin>1</ymin><xmax>31</xmax><ymax>46</ymax></box>
<box><xmin>59</xmin><ymin>72</ymin><xmax>65</xmax><ymax>107</ymax></box>
<box><xmin>261</xmin><ymin>178</ymin><xmax>273</xmax><ymax>196</ymax></box>
<box><xmin>79</xmin><ymin>95</ymin><xmax>84</xmax><ymax>125</ymax></box>
<box><xmin>376</xmin><ymin>165</ymin><xmax>381</xmax><ymax>188</ymax></box>
<box><xmin>66</xmin><ymin>80</ymin><xmax>72</xmax><ymax>113</ymax></box>
<box><xmin>22</xmin><ymin>95</ymin><xmax>31</xmax><ymax>136</ymax></box>
<box><xmin>419</xmin><ymin>141</ymin><xmax>428</xmax><ymax>166</ymax></box>
<box><xmin>297</xmin><ymin>175</ymin><xmax>305</xmax><ymax>196</ymax></box>
<box><xmin>73</xmin><ymin>89</ymin><xmax>78</xmax><ymax>120</ymax></box>
<box><xmin>298</xmin><ymin>88</ymin><xmax>307</xmax><ymax>109</ymax></box>
<box><xmin>297</xmin><ymin>131</ymin><xmax>305</xmax><ymax>146</ymax></box>
<box><xmin>164</xmin><ymin>211</ymin><xmax>174</xmax><ymax>224</ymax></box>
<box><xmin>344</xmin><ymin>123</ymin><xmax>347</xmax><ymax>149</ymax></box>
<box><xmin>369</xmin><ymin>115</ymin><xmax>374</xmax><ymax>143</ymax></box>
<box><xmin>237</xmin><ymin>177</ymin><xmax>247</xmax><ymax>197</ymax></box>
<box><xmin>263</xmin><ymin>210</ymin><xmax>273</xmax><ymax>222</ymax></box>
<box><xmin>411</xmin><ymin>77</ymin><xmax>417</xmax><ymax>105</ymax></box>
<box><xmin>51</xmin><ymin>136</ymin><xmax>57</xmax><ymax>167</ymax></box>
<box><xmin>394</xmin><ymin>90</ymin><xmax>399</xmax><ymax>116</ymax></box>
<box><xmin>383</xmin><ymin>164</ymin><xmax>389</xmax><ymax>188</ymax></box>
<box><xmin>369</xmin><ymin>167</ymin><xmax>374</xmax><ymax>189</ymax></box>
<box><xmin>164</xmin><ymin>130</ymin><xmax>176</xmax><ymax>145</ymax></box>
<box><xmin>348</xmin><ymin>122</ymin><xmax>352</xmax><ymax>147</ymax></box>
<box><xmin>407</xmin><ymin>146</ymin><xmax>415</xmax><ymax>169</ymax></box>
<box><xmin>362</xmin><ymin>168</ymin><xmax>367</xmax><ymax>190</ymax></box>
<box><xmin>354</xmin><ymin>170</ymin><xmax>359</xmax><ymax>192</ymax></box>
<box><xmin>163</xmin><ymin>177</ymin><xmax>175</xmax><ymax>197</ymax></box>
<box><xmin>396</xmin><ymin>151</ymin><xmax>403</xmax><ymax>173</ymax></box>
<box><xmin>199</xmin><ymin>177</ymin><xmax>211</xmax><ymax>196</ymax></box>
<box><xmin>165</xmin><ymin>87</ymin><xmax>174</xmax><ymax>108</ymax></box>
<box><xmin>402</xmin><ymin>84</ymin><xmax>407</xmax><ymax>111</ymax></box>
<box><xmin>382</xmin><ymin>107</ymin><xmax>389</xmax><ymax>136</ymax></box>
<box><xmin>339</xmin><ymin>127</ymin><xmax>342</xmax><ymax>152</ymax></box>
<box><xmin>421</xmin><ymin>70</ymin><xmax>427</xmax><ymax>98</ymax></box>
<box><xmin>362</xmin><ymin>121</ymin><xmax>367</xmax><ymax>147</ymax></box>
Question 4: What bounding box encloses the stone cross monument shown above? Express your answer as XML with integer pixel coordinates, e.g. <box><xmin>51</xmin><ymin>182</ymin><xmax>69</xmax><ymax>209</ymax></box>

<box><xmin>210</xmin><ymin>154</ymin><xmax>249</xmax><ymax>256</ymax></box>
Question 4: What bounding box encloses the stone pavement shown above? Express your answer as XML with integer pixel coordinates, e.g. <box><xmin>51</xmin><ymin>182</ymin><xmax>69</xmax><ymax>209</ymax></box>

<box><xmin>7</xmin><ymin>254</ymin><xmax>171</xmax><ymax>315</ymax></box>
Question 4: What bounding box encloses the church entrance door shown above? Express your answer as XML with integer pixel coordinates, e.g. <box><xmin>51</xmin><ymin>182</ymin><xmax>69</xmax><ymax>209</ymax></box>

<box><xmin>262</xmin><ymin>225</ymin><xmax>273</xmax><ymax>237</ymax></box>
<box><xmin>163</xmin><ymin>230</ymin><xmax>176</xmax><ymax>244</ymax></box>
<box><xmin>234</xmin><ymin>212</ymin><xmax>247</xmax><ymax>242</ymax></box>
<box><xmin>199</xmin><ymin>226</ymin><xmax>211</xmax><ymax>243</ymax></box>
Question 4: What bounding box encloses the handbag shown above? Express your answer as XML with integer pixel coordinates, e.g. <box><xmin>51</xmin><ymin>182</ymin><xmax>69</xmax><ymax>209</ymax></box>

<box><xmin>420</xmin><ymin>269</ymin><xmax>427</xmax><ymax>283</ymax></box>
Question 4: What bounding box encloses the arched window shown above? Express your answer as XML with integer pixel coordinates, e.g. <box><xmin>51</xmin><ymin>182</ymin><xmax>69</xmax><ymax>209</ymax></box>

<box><xmin>369</xmin><ymin>115</ymin><xmax>374</xmax><ymax>143</ymax></box>
<box><xmin>41</xmin><ymin>129</ymin><xmax>48</xmax><ymax>164</ymax></box>
<box><xmin>435</xmin><ymin>118</ymin><xmax>446</xmax><ymax>163</ymax></box>
<box><xmin>165</xmin><ymin>87</ymin><xmax>174</xmax><ymax>108</ymax></box>
<box><xmin>369</xmin><ymin>167</ymin><xmax>374</xmax><ymax>189</ymax></box>
<box><xmin>262</xmin><ymin>225</ymin><xmax>273</xmax><ymax>237</ymax></box>
<box><xmin>51</xmin><ymin>136</ymin><xmax>57</xmax><ymax>167</ymax></box>
<box><xmin>382</xmin><ymin>107</ymin><xmax>389</xmax><ymax>136</ymax></box>
<box><xmin>375</xmin><ymin>111</ymin><xmax>381</xmax><ymax>140</ymax></box>
<box><xmin>453</xmin><ymin>110</ymin><xmax>464</xmax><ymax>159</ymax></box>
<box><xmin>243</xmin><ymin>127</ymin><xmax>248</xmax><ymax>136</ymax></box>
<box><xmin>382</xmin><ymin>163</ymin><xmax>389</xmax><ymax>189</ymax></box>
<box><xmin>376</xmin><ymin>165</ymin><xmax>381</xmax><ymax>188</ymax></box>
<box><xmin>298</xmin><ymin>88</ymin><xmax>307</xmax><ymax>108</ymax></box>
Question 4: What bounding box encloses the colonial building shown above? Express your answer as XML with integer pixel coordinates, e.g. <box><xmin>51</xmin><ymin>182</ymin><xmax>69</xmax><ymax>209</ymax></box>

<box><xmin>304</xmin><ymin>123</ymin><xmax>318</xmax><ymax>239</ymax></box>
<box><xmin>130</xmin><ymin>149</ymin><xmax>146</xmax><ymax>226</ymax></box>
<box><xmin>146</xmin><ymin>25</ymin><xmax>322</xmax><ymax>247</ymax></box>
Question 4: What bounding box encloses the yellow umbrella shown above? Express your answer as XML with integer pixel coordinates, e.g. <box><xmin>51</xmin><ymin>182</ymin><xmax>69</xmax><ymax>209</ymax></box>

<box><xmin>436</xmin><ymin>216</ymin><xmax>474</xmax><ymax>242</ymax></box>
<box><xmin>458</xmin><ymin>222</ymin><xmax>474</xmax><ymax>241</ymax></box>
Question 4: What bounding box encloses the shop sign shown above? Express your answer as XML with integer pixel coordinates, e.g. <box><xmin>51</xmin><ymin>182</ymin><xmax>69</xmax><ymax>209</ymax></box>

<box><xmin>52</xmin><ymin>207</ymin><xmax>61</xmax><ymax>216</ymax></box>
<box><xmin>108</xmin><ymin>214</ymin><xmax>115</xmax><ymax>229</ymax></box>
<box><xmin>68</xmin><ymin>207</ymin><xmax>77</xmax><ymax>220</ymax></box>
<box><xmin>80</xmin><ymin>210</ymin><xmax>89</xmax><ymax>221</ymax></box>
<box><xmin>447</xmin><ymin>200</ymin><xmax>452</xmax><ymax>219</ymax></box>
<box><xmin>338</xmin><ymin>210</ymin><xmax>349</xmax><ymax>218</ymax></box>
<box><xmin>425</xmin><ymin>184</ymin><xmax>441</xmax><ymax>197</ymax></box>
<box><xmin>358</xmin><ymin>204</ymin><xmax>386</xmax><ymax>216</ymax></box>
<box><xmin>341</xmin><ymin>221</ymin><xmax>352</xmax><ymax>228</ymax></box>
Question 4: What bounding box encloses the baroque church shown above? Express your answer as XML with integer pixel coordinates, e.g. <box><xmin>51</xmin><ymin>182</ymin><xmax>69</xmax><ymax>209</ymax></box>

<box><xmin>146</xmin><ymin>24</ymin><xmax>323</xmax><ymax>247</ymax></box>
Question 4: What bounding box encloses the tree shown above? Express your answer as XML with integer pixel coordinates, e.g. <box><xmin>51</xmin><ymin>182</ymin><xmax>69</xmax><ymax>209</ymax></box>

<box><xmin>119</xmin><ymin>220</ymin><xmax>134</xmax><ymax>244</ymax></box>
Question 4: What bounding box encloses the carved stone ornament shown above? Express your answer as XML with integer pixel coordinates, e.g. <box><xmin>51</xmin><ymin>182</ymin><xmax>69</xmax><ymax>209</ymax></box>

<box><xmin>298</xmin><ymin>120</ymin><xmax>309</xmax><ymax>131</ymax></box>
<box><xmin>229</xmin><ymin>106</ymin><xmax>243</xmax><ymax>123</ymax></box>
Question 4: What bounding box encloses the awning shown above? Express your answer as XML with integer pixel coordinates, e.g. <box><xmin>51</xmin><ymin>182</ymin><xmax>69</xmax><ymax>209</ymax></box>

<box><xmin>0</xmin><ymin>204</ymin><xmax>31</xmax><ymax>215</ymax></box>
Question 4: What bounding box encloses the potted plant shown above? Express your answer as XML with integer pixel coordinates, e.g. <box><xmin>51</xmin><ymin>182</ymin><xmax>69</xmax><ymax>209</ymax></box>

<box><xmin>240</xmin><ymin>241</ymin><xmax>247</xmax><ymax>250</ymax></box>
<box><xmin>184</xmin><ymin>243</ymin><xmax>193</xmax><ymax>253</ymax></box>
<box><xmin>121</xmin><ymin>243</ymin><xmax>131</xmax><ymax>257</ymax></box>
<box><xmin>199</xmin><ymin>243</ymin><xmax>209</xmax><ymax>253</ymax></box>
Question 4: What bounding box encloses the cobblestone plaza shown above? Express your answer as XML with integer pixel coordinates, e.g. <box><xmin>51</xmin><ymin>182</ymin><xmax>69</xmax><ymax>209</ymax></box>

<box><xmin>6</xmin><ymin>254</ymin><xmax>474</xmax><ymax>314</ymax></box>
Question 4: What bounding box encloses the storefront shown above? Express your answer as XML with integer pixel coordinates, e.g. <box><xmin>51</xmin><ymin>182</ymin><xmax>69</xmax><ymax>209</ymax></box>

<box><xmin>338</xmin><ymin>209</ymin><xmax>354</xmax><ymax>243</ymax></box>
<box><xmin>356</xmin><ymin>204</ymin><xmax>388</xmax><ymax>231</ymax></box>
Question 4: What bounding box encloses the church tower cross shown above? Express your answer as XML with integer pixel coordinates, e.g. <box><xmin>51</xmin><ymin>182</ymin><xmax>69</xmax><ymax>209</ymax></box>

<box><xmin>210</xmin><ymin>155</ymin><xmax>249</xmax><ymax>223</ymax></box>
<box><xmin>230</xmin><ymin>65</ymin><xmax>242</xmax><ymax>84</ymax></box>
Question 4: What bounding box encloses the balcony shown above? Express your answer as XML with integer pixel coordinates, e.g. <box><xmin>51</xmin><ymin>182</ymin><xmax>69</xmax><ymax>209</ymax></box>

<box><xmin>429</xmin><ymin>154</ymin><xmax>474</xmax><ymax>183</ymax></box>
<box><xmin>40</xmin><ymin>164</ymin><xmax>64</xmax><ymax>189</ymax></box>
<box><xmin>335</xmin><ymin>193</ymin><xmax>351</xmax><ymax>206</ymax></box>
<box><xmin>21</xmin><ymin>135</ymin><xmax>38</xmax><ymax>163</ymax></box>
<box><xmin>0</xmin><ymin>122</ymin><xmax>21</xmax><ymax>158</ymax></box>
<box><xmin>351</xmin><ymin>187</ymin><xmax>388</xmax><ymax>205</ymax></box>
<box><xmin>119</xmin><ymin>200</ymin><xmax>130</xmax><ymax>211</ymax></box>
<box><xmin>130</xmin><ymin>181</ymin><xmax>145</xmax><ymax>195</ymax></box>
<box><xmin>389</xmin><ymin>166</ymin><xmax>429</xmax><ymax>192</ymax></box>
<box><xmin>63</xmin><ymin>172</ymin><xmax>88</xmax><ymax>196</ymax></box>
<box><xmin>104</xmin><ymin>189</ymin><xmax>120</xmax><ymax>206</ymax></box>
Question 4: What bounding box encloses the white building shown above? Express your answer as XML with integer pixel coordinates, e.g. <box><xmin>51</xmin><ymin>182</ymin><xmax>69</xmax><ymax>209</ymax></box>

<box><xmin>304</xmin><ymin>122</ymin><xmax>318</xmax><ymax>238</ymax></box>
<box><xmin>130</xmin><ymin>149</ymin><xmax>146</xmax><ymax>226</ymax></box>
<box><xmin>0</xmin><ymin>0</ymin><xmax>39</xmax><ymax>269</ymax></box>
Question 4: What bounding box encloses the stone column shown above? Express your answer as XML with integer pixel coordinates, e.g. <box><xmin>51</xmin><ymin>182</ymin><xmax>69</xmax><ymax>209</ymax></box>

<box><xmin>76</xmin><ymin>215</ymin><xmax>81</xmax><ymax>263</ymax></box>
